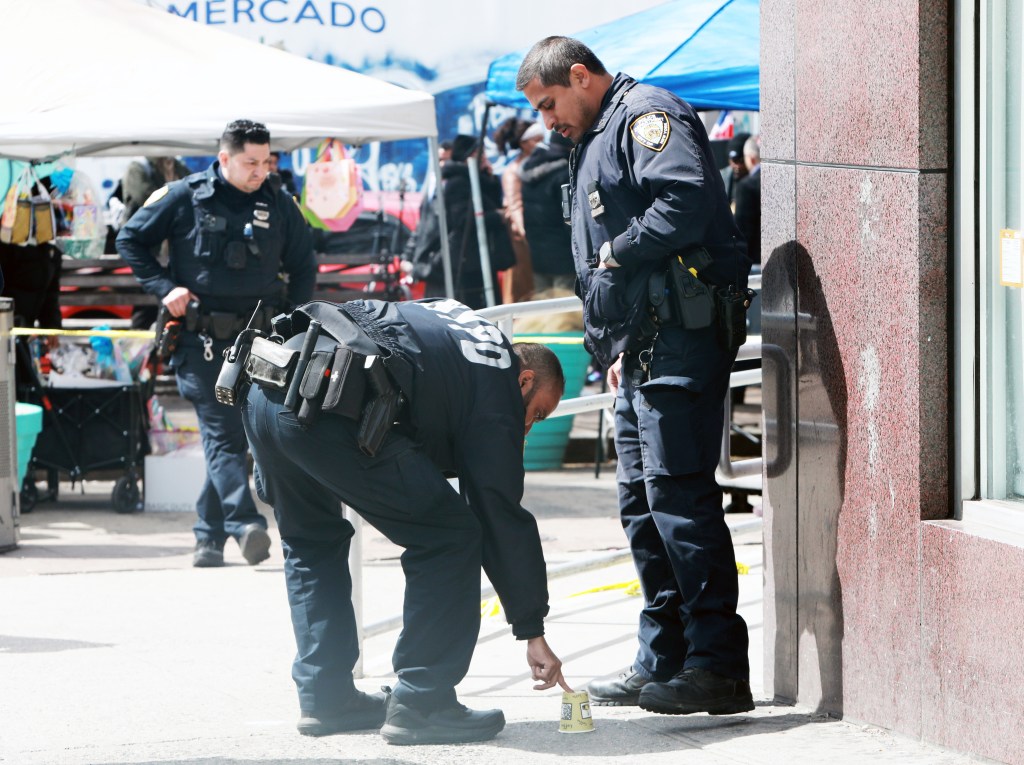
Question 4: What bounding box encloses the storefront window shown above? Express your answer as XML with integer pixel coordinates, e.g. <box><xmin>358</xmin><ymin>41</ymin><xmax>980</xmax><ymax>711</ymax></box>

<box><xmin>981</xmin><ymin>0</ymin><xmax>1024</xmax><ymax>499</ymax></box>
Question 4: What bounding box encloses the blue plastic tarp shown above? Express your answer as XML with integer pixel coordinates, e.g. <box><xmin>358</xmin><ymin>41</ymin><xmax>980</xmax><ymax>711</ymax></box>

<box><xmin>485</xmin><ymin>0</ymin><xmax>759</xmax><ymax>112</ymax></box>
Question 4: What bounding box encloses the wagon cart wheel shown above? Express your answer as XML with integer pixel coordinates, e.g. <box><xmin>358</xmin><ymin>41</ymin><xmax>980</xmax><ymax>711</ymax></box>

<box><xmin>20</xmin><ymin>477</ymin><xmax>38</xmax><ymax>514</ymax></box>
<box><xmin>112</xmin><ymin>474</ymin><xmax>143</xmax><ymax>514</ymax></box>
<box><xmin>724</xmin><ymin>490</ymin><xmax>753</xmax><ymax>514</ymax></box>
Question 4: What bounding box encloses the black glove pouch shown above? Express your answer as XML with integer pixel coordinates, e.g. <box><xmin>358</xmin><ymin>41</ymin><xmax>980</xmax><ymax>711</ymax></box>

<box><xmin>321</xmin><ymin>346</ymin><xmax>367</xmax><ymax>421</ymax></box>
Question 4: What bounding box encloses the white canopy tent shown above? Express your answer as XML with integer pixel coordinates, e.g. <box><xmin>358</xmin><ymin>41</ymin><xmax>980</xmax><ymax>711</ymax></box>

<box><xmin>0</xmin><ymin>0</ymin><xmax>452</xmax><ymax>660</ymax></box>
<box><xmin>0</xmin><ymin>0</ymin><xmax>438</xmax><ymax>160</ymax></box>
<box><xmin>0</xmin><ymin>0</ymin><xmax>454</xmax><ymax>295</ymax></box>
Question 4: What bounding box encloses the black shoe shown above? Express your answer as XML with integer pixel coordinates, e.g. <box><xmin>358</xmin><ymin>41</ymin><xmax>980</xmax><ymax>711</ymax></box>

<box><xmin>379</xmin><ymin>687</ymin><xmax>505</xmax><ymax>745</ymax></box>
<box><xmin>193</xmin><ymin>539</ymin><xmax>224</xmax><ymax>568</ymax></box>
<box><xmin>238</xmin><ymin>523</ymin><xmax>271</xmax><ymax>565</ymax></box>
<box><xmin>639</xmin><ymin>667</ymin><xmax>754</xmax><ymax>716</ymax></box>
<box><xmin>297</xmin><ymin>690</ymin><xmax>387</xmax><ymax>736</ymax></box>
<box><xmin>587</xmin><ymin>668</ymin><xmax>653</xmax><ymax>706</ymax></box>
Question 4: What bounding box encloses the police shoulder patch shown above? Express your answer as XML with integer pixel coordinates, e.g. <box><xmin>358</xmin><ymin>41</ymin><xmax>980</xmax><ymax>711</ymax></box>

<box><xmin>630</xmin><ymin>112</ymin><xmax>671</xmax><ymax>152</ymax></box>
<box><xmin>143</xmin><ymin>185</ymin><xmax>170</xmax><ymax>207</ymax></box>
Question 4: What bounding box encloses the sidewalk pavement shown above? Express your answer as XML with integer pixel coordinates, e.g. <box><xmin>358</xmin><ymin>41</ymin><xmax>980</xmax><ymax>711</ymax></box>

<box><xmin>0</xmin><ymin>468</ymin><xmax>980</xmax><ymax>765</ymax></box>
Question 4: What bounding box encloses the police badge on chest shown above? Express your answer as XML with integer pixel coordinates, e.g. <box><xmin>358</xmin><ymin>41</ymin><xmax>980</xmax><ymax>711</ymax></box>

<box><xmin>253</xmin><ymin>202</ymin><xmax>271</xmax><ymax>229</ymax></box>
<box><xmin>586</xmin><ymin>181</ymin><xmax>604</xmax><ymax>218</ymax></box>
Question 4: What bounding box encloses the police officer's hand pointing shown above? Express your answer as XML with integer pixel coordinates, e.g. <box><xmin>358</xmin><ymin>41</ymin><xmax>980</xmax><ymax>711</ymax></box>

<box><xmin>527</xmin><ymin>636</ymin><xmax>573</xmax><ymax>692</ymax></box>
<box><xmin>162</xmin><ymin>286</ymin><xmax>198</xmax><ymax>318</ymax></box>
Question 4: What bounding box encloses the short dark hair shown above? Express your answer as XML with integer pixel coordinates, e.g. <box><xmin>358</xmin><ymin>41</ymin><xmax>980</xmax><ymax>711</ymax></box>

<box><xmin>515</xmin><ymin>36</ymin><xmax>608</xmax><ymax>92</ymax></box>
<box><xmin>513</xmin><ymin>342</ymin><xmax>565</xmax><ymax>395</ymax></box>
<box><xmin>220</xmin><ymin>119</ymin><xmax>270</xmax><ymax>154</ymax></box>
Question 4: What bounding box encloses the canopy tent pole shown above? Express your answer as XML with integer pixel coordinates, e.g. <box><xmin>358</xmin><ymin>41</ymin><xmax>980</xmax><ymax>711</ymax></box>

<box><xmin>466</xmin><ymin>155</ymin><xmax>496</xmax><ymax>307</ymax></box>
<box><xmin>428</xmin><ymin>136</ymin><xmax>455</xmax><ymax>299</ymax></box>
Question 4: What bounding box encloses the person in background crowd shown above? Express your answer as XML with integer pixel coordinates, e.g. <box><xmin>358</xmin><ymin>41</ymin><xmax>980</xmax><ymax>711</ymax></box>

<box><xmin>404</xmin><ymin>135</ymin><xmax>514</xmax><ymax>309</ymax></box>
<box><xmin>1</xmin><ymin>165</ymin><xmax>64</xmax><ymax>345</ymax></box>
<box><xmin>269</xmin><ymin>151</ymin><xmax>299</xmax><ymax>197</ymax></box>
<box><xmin>723</xmin><ymin>132</ymin><xmax>751</xmax><ymax>208</ymax></box>
<box><xmin>115</xmin><ymin>156</ymin><xmax>192</xmax><ymax>329</ymax></box>
<box><xmin>0</xmin><ymin>240</ymin><xmax>61</xmax><ymax>334</ymax></box>
<box><xmin>494</xmin><ymin>118</ymin><xmax>544</xmax><ymax>303</ymax></box>
<box><xmin>438</xmin><ymin>139</ymin><xmax>453</xmax><ymax>165</ymax></box>
<box><xmin>733</xmin><ymin>135</ymin><xmax>761</xmax><ymax>264</ymax></box>
<box><xmin>520</xmin><ymin>131</ymin><xmax>576</xmax><ymax>294</ymax></box>
<box><xmin>117</xmin><ymin>119</ymin><xmax>315</xmax><ymax>569</ymax></box>
<box><xmin>518</xmin><ymin>36</ymin><xmax>754</xmax><ymax>717</ymax></box>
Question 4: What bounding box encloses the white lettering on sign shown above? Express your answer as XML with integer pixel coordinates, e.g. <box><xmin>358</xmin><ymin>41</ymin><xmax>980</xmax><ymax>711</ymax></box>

<box><xmin>422</xmin><ymin>300</ymin><xmax>511</xmax><ymax>369</ymax></box>
<box><xmin>166</xmin><ymin>1</ymin><xmax>386</xmax><ymax>31</ymax></box>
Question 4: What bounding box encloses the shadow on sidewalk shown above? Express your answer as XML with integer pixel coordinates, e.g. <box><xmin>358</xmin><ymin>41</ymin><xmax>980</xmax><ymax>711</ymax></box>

<box><xmin>495</xmin><ymin>711</ymin><xmax>815</xmax><ymax>756</ymax></box>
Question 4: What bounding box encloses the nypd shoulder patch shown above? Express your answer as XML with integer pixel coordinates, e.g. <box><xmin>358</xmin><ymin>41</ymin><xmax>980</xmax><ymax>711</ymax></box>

<box><xmin>630</xmin><ymin>112</ymin><xmax>671</xmax><ymax>152</ymax></box>
<box><xmin>143</xmin><ymin>185</ymin><xmax>170</xmax><ymax>207</ymax></box>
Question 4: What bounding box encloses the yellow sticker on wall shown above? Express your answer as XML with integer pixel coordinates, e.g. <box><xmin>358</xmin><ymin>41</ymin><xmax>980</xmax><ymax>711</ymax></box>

<box><xmin>1001</xmin><ymin>229</ymin><xmax>1024</xmax><ymax>288</ymax></box>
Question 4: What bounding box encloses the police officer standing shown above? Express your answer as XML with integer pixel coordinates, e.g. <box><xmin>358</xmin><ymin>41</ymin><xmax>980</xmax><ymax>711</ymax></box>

<box><xmin>517</xmin><ymin>38</ymin><xmax>754</xmax><ymax>715</ymax></box>
<box><xmin>240</xmin><ymin>297</ymin><xmax>570</xmax><ymax>744</ymax></box>
<box><xmin>117</xmin><ymin>119</ymin><xmax>315</xmax><ymax>568</ymax></box>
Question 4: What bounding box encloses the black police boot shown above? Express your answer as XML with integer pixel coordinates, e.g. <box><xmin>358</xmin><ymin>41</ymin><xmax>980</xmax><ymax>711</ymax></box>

<box><xmin>193</xmin><ymin>539</ymin><xmax>224</xmax><ymax>568</ymax></box>
<box><xmin>297</xmin><ymin>690</ymin><xmax>388</xmax><ymax>736</ymax></box>
<box><xmin>587</xmin><ymin>668</ymin><xmax>653</xmax><ymax>706</ymax></box>
<box><xmin>379</xmin><ymin>687</ymin><xmax>505</xmax><ymax>745</ymax></box>
<box><xmin>638</xmin><ymin>667</ymin><xmax>754</xmax><ymax>716</ymax></box>
<box><xmin>238</xmin><ymin>523</ymin><xmax>271</xmax><ymax>565</ymax></box>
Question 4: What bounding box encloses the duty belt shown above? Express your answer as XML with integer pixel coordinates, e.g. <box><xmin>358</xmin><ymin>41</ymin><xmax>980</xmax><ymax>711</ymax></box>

<box><xmin>239</xmin><ymin>327</ymin><xmax>403</xmax><ymax>457</ymax></box>
<box><xmin>187</xmin><ymin>305</ymin><xmax>275</xmax><ymax>340</ymax></box>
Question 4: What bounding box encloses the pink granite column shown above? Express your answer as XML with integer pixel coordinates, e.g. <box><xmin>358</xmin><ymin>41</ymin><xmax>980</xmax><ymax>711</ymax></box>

<box><xmin>761</xmin><ymin>0</ymin><xmax>949</xmax><ymax>728</ymax></box>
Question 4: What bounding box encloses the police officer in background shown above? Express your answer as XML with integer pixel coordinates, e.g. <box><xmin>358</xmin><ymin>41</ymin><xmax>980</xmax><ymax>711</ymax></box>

<box><xmin>117</xmin><ymin>119</ymin><xmax>315</xmax><ymax>568</ymax></box>
<box><xmin>518</xmin><ymin>37</ymin><xmax>753</xmax><ymax>715</ymax></box>
<box><xmin>240</xmin><ymin>297</ymin><xmax>570</xmax><ymax>744</ymax></box>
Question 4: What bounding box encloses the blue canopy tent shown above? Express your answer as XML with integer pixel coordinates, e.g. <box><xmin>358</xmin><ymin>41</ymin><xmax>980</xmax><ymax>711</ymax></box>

<box><xmin>484</xmin><ymin>0</ymin><xmax>759</xmax><ymax>111</ymax></box>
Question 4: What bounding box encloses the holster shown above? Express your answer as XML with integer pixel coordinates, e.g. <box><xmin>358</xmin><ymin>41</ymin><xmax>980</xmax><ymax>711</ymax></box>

<box><xmin>154</xmin><ymin>305</ymin><xmax>182</xmax><ymax>361</ymax></box>
<box><xmin>647</xmin><ymin>268</ymin><xmax>674</xmax><ymax>327</ymax></box>
<box><xmin>665</xmin><ymin>250</ymin><xmax>715</xmax><ymax>330</ymax></box>
<box><xmin>357</xmin><ymin>355</ymin><xmax>402</xmax><ymax>457</ymax></box>
<box><xmin>716</xmin><ymin>286</ymin><xmax>756</xmax><ymax>353</ymax></box>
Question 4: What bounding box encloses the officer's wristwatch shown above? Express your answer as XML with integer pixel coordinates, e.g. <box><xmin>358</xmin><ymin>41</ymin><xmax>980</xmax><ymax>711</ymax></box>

<box><xmin>599</xmin><ymin>241</ymin><xmax>620</xmax><ymax>268</ymax></box>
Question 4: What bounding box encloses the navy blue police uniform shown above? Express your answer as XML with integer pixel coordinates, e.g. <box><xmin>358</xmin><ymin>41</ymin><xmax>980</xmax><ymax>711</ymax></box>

<box><xmin>241</xmin><ymin>297</ymin><xmax>550</xmax><ymax>717</ymax></box>
<box><xmin>117</xmin><ymin>163</ymin><xmax>314</xmax><ymax>550</ymax></box>
<box><xmin>570</xmin><ymin>74</ymin><xmax>752</xmax><ymax>688</ymax></box>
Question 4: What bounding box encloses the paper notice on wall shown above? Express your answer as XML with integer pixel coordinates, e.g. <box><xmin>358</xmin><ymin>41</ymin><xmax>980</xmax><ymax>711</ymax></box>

<box><xmin>1000</xmin><ymin>230</ymin><xmax>1024</xmax><ymax>287</ymax></box>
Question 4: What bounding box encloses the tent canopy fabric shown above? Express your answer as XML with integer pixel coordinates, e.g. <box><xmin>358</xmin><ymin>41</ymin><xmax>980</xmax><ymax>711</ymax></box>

<box><xmin>485</xmin><ymin>0</ymin><xmax>759</xmax><ymax>112</ymax></box>
<box><xmin>0</xmin><ymin>0</ymin><xmax>437</xmax><ymax>160</ymax></box>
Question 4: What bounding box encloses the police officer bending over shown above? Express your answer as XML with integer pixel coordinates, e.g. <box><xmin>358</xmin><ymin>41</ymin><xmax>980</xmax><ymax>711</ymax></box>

<box><xmin>231</xmin><ymin>297</ymin><xmax>570</xmax><ymax>744</ymax></box>
<box><xmin>117</xmin><ymin>119</ymin><xmax>315</xmax><ymax>568</ymax></box>
<box><xmin>518</xmin><ymin>37</ymin><xmax>754</xmax><ymax>715</ymax></box>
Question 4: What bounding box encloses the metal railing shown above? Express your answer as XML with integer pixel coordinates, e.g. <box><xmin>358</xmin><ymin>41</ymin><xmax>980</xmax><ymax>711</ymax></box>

<box><xmin>479</xmin><ymin>297</ymin><xmax>764</xmax><ymax>484</ymax></box>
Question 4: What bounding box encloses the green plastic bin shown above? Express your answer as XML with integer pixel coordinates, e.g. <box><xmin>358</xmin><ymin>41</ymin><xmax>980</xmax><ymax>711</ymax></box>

<box><xmin>16</xmin><ymin>402</ymin><xmax>43</xmax><ymax>487</ymax></box>
<box><xmin>518</xmin><ymin>333</ymin><xmax>590</xmax><ymax>471</ymax></box>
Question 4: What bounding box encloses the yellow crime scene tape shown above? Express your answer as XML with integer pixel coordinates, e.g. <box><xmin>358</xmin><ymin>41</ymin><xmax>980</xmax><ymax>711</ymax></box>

<box><xmin>512</xmin><ymin>335</ymin><xmax>585</xmax><ymax>345</ymax></box>
<box><xmin>11</xmin><ymin>328</ymin><xmax>157</xmax><ymax>340</ymax></box>
<box><xmin>479</xmin><ymin>563</ymin><xmax>749</xmax><ymax>617</ymax></box>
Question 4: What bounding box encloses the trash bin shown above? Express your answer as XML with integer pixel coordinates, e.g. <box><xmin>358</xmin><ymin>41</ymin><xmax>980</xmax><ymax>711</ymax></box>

<box><xmin>519</xmin><ymin>332</ymin><xmax>590</xmax><ymax>471</ymax></box>
<box><xmin>15</xmin><ymin>403</ymin><xmax>43</xmax><ymax>487</ymax></box>
<box><xmin>0</xmin><ymin>298</ymin><xmax>19</xmax><ymax>551</ymax></box>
